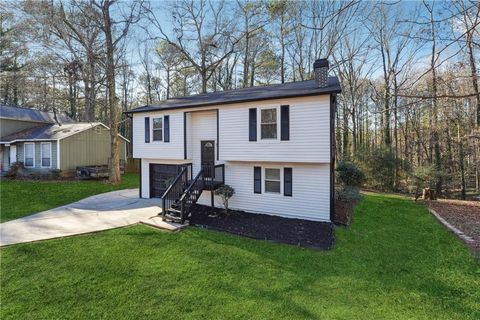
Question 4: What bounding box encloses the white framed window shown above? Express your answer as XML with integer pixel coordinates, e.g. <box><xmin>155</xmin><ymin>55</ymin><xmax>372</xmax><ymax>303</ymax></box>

<box><xmin>41</xmin><ymin>142</ymin><xmax>52</xmax><ymax>168</ymax></box>
<box><xmin>264</xmin><ymin>167</ymin><xmax>281</xmax><ymax>194</ymax></box>
<box><xmin>260</xmin><ymin>108</ymin><xmax>278</xmax><ymax>140</ymax></box>
<box><xmin>24</xmin><ymin>143</ymin><xmax>35</xmax><ymax>168</ymax></box>
<box><xmin>152</xmin><ymin>117</ymin><xmax>163</xmax><ymax>141</ymax></box>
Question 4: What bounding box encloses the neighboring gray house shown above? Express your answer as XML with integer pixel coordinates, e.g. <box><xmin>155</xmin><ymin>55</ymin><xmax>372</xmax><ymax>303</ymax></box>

<box><xmin>0</xmin><ymin>105</ymin><xmax>128</xmax><ymax>175</ymax></box>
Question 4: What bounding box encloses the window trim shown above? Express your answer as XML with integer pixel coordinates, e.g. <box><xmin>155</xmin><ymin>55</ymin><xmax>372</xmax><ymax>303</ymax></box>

<box><xmin>258</xmin><ymin>107</ymin><xmax>280</xmax><ymax>141</ymax></box>
<box><xmin>152</xmin><ymin>117</ymin><xmax>163</xmax><ymax>142</ymax></box>
<box><xmin>40</xmin><ymin>142</ymin><xmax>52</xmax><ymax>168</ymax></box>
<box><xmin>263</xmin><ymin>167</ymin><xmax>282</xmax><ymax>195</ymax></box>
<box><xmin>24</xmin><ymin>142</ymin><xmax>35</xmax><ymax>168</ymax></box>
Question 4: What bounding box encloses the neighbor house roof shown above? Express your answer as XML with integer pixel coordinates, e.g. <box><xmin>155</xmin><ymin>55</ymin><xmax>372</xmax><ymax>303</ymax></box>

<box><xmin>126</xmin><ymin>77</ymin><xmax>341</xmax><ymax>114</ymax></box>
<box><xmin>0</xmin><ymin>105</ymin><xmax>74</xmax><ymax>124</ymax></box>
<box><xmin>0</xmin><ymin>122</ymin><xmax>129</xmax><ymax>144</ymax></box>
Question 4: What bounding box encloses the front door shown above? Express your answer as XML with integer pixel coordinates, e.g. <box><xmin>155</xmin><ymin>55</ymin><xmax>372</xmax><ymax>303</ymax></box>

<box><xmin>201</xmin><ymin>140</ymin><xmax>215</xmax><ymax>178</ymax></box>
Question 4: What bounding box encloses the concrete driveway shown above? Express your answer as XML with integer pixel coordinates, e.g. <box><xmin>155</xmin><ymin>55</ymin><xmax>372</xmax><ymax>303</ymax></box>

<box><xmin>0</xmin><ymin>189</ymin><xmax>183</xmax><ymax>246</ymax></box>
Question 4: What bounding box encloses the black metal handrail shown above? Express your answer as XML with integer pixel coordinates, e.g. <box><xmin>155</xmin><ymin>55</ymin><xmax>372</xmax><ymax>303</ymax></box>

<box><xmin>161</xmin><ymin>164</ymin><xmax>191</xmax><ymax>220</ymax></box>
<box><xmin>178</xmin><ymin>168</ymin><xmax>206</xmax><ymax>222</ymax></box>
<box><xmin>161</xmin><ymin>163</ymin><xmax>224</xmax><ymax>223</ymax></box>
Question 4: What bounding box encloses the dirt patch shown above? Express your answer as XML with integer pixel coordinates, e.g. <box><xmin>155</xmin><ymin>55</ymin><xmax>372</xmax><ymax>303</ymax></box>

<box><xmin>189</xmin><ymin>205</ymin><xmax>335</xmax><ymax>250</ymax></box>
<box><xmin>427</xmin><ymin>200</ymin><xmax>480</xmax><ymax>254</ymax></box>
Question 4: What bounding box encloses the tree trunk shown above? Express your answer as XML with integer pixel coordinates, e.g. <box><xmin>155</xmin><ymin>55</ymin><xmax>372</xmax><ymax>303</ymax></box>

<box><xmin>68</xmin><ymin>75</ymin><xmax>76</xmax><ymax>120</ymax></box>
<box><xmin>393</xmin><ymin>84</ymin><xmax>399</xmax><ymax>190</ymax></box>
<box><xmin>280</xmin><ymin>15</ymin><xmax>285</xmax><ymax>84</ymax></box>
<box><xmin>429</xmin><ymin>5</ymin><xmax>442</xmax><ymax>196</ymax></box>
<box><xmin>466</xmin><ymin>27</ymin><xmax>480</xmax><ymax>127</ymax></box>
<box><xmin>166</xmin><ymin>68</ymin><xmax>170</xmax><ymax>99</ymax></box>
<box><xmin>102</xmin><ymin>1</ymin><xmax>121</xmax><ymax>185</ymax></box>
<box><xmin>342</xmin><ymin>103</ymin><xmax>349</xmax><ymax>160</ymax></box>
<box><xmin>457</xmin><ymin>123</ymin><xmax>466</xmax><ymax>200</ymax></box>
<box><xmin>383</xmin><ymin>86</ymin><xmax>391</xmax><ymax>147</ymax></box>
<box><xmin>243</xmin><ymin>23</ymin><xmax>250</xmax><ymax>88</ymax></box>
<box><xmin>201</xmin><ymin>69</ymin><xmax>207</xmax><ymax>93</ymax></box>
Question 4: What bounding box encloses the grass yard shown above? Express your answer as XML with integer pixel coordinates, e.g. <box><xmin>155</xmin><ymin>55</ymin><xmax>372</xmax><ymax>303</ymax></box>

<box><xmin>0</xmin><ymin>173</ymin><xmax>139</xmax><ymax>222</ymax></box>
<box><xmin>1</xmin><ymin>193</ymin><xmax>479</xmax><ymax>319</ymax></box>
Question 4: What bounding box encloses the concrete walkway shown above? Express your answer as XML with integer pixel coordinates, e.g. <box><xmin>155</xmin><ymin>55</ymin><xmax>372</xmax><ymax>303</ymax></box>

<box><xmin>0</xmin><ymin>189</ymin><xmax>184</xmax><ymax>246</ymax></box>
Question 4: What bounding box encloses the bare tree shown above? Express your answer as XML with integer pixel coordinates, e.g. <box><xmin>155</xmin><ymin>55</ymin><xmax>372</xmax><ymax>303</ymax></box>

<box><xmin>92</xmin><ymin>0</ymin><xmax>143</xmax><ymax>184</ymax></box>
<box><xmin>267</xmin><ymin>0</ymin><xmax>290</xmax><ymax>83</ymax></box>
<box><xmin>145</xmin><ymin>0</ymin><xmax>241</xmax><ymax>93</ymax></box>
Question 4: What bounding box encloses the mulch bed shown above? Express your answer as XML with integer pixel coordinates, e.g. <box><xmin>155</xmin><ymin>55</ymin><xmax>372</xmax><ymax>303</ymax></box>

<box><xmin>427</xmin><ymin>200</ymin><xmax>480</xmax><ymax>255</ymax></box>
<box><xmin>189</xmin><ymin>205</ymin><xmax>335</xmax><ymax>250</ymax></box>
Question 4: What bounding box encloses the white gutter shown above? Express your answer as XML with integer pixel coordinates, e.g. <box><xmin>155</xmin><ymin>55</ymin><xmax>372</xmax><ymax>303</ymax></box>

<box><xmin>56</xmin><ymin>139</ymin><xmax>60</xmax><ymax>169</ymax></box>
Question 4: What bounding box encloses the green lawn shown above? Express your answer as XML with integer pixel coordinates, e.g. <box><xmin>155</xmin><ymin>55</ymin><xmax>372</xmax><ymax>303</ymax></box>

<box><xmin>0</xmin><ymin>173</ymin><xmax>139</xmax><ymax>222</ymax></box>
<box><xmin>1</xmin><ymin>193</ymin><xmax>479</xmax><ymax>319</ymax></box>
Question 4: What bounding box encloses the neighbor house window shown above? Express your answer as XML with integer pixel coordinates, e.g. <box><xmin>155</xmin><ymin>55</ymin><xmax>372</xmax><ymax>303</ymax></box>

<box><xmin>152</xmin><ymin>117</ymin><xmax>163</xmax><ymax>141</ymax></box>
<box><xmin>264</xmin><ymin>168</ymin><xmax>281</xmax><ymax>193</ymax></box>
<box><xmin>41</xmin><ymin>142</ymin><xmax>51</xmax><ymax>167</ymax></box>
<box><xmin>261</xmin><ymin>108</ymin><xmax>277</xmax><ymax>139</ymax></box>
<box><xmin>24</xmin><ymin>143</ymin><xmax>34</xmax><ymax>167</ymax></box>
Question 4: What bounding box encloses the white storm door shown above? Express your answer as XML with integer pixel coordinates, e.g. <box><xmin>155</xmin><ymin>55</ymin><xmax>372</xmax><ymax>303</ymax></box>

<box><xmin>9</xmin><ymin>145</ymin><xmax>17</xmax><ymax>165</ymax></box>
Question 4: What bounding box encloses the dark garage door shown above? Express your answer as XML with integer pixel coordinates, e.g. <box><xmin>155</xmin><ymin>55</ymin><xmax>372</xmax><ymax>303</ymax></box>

<box><xmin>149</xmin><ymin>164</ymin><xmax>181</xmax><ymax>198</ymax></box>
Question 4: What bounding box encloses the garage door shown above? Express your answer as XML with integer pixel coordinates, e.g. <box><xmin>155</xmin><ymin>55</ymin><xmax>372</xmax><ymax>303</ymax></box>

<box><xmin>149</xmin><ymin>164</ymin><xmax>181</xmax><ymax>198</ymax></box>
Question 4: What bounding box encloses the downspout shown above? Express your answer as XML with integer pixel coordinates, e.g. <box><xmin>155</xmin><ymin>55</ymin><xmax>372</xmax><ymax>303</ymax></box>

<box><xmin>330</xmin><ymin>94</ymin><xmax>336</xmax><ymax>222</ymax></box>
<box><xmin>56</xmin><ymin>140</ymin><xmax>60</xmax><ymax>170</ymax></box>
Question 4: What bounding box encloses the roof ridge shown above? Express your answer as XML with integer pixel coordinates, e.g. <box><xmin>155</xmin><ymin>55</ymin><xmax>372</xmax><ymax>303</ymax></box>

<box><xmin>127</xmin><ymin>77</ymin><xmax>341</xmax><ymax>114</ymax></box>
<box><xmin>155</xmin><ymin>79</ymin><xmax>318</xmax><ymax>105</ymax></box>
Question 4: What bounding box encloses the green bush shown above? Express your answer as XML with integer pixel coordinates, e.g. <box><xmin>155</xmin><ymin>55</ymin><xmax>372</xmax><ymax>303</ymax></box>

<box><xmin>357</xmin><ymin>147</ymin><xmax>403</xmax><ymax>191</ymax></box>
<box><xmin>334</xmin><ymin>162</ymin><xmax>363</xmax><ymax>220</ymax></box>
<box><xmin>215</xmin><ymin>185</ymin><xmax>235</xmax><ymax>213</ymax></box>
<box><xmin>335</xmin><ymin>185</ymin><xmax>362</xmax><ymax>202</ymax></box>
<box><xmin>408</xmin><ymin>165</ymin><xmax>445</xmax><ymax>195</ymax></box>
<box><xmin>336</xmin><ymin>161</ymin><xmax>364</xmax><ymax>187</ymax></box>
<box><xmin>5</xmin><ymin>162</ymin><xmax>24</xmax><ymax>178</ymax></box>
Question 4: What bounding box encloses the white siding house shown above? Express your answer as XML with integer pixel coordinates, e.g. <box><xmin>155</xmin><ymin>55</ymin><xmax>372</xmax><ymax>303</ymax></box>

<box><xmin>128</xmin><ymin>59</ymin><xmax>340</xmax><ymax>223</ymax></box>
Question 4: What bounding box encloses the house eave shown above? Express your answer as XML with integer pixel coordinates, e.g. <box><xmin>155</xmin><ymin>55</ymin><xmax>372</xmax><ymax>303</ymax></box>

<box><xmin>0</xmin><ymin>138</ymin><xmax>59</xmax><ymax>144</ymax></box>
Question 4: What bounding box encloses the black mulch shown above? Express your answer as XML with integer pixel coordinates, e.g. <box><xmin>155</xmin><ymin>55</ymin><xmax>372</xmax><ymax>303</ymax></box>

<box><xmin>189</xmin><ymin>205</ymin><xmax>335</xmax><ymax>250</ymax></box>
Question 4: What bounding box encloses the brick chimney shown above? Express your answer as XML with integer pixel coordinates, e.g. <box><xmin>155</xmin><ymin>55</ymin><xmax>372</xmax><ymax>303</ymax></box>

<box><xmin>314</xmin><ymin>58</ymin><xmax>329</xmax><ymax>88</ymax></box>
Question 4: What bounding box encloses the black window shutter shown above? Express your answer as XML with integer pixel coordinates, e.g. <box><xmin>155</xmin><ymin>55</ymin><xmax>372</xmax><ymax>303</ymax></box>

<box><xmin>164</xmin><ymin>115</ymin><xmax>170</xmax><ymax>142</ymax></box>
<box><xmin>145</xmin><ymin>117</ymin><xmax>150</xmax><ymax>143</ymax></box>
<box><xmin>281</xmin><ymin>105</ymin><xmax>290</xmax><ymax>141</ymax></box>
<box><xmin>284</xmin><ymin>167</ymin><xmax>292</xmax><ymax>196</ymax></box>
<box><xmin>254</xmin><ymin>166</ymin><xmax>261</xmax><ymax>193</ymax></box>
<box><xmin>249</xmin><ymin>108</ymin><xmax>257</xmax><ymax>141</ymax></box>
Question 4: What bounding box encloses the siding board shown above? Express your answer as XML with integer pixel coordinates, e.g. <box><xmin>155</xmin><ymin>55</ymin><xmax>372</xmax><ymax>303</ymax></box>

<box><xmin>133</xmin><ymin>112</ymin><xmax>184</xmax><ymax>159</ymax></box>
<box><xmin>132</xmin><ymin>95</ymin><xmax>331</xmax><ymax>164</ymax></box>
<box><xmin>60</xmin><ymin>125</ymin><xmax>126</xmax><ymax>170</ymax></box>
<box><xmin>197</xmin><ymin>162</ymin><xmax>330</xmax><ymax>222</ymax></box>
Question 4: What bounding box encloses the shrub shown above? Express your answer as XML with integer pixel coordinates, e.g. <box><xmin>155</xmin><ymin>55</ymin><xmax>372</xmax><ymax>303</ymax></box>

<box><xmin>408</xmin><ymin>165</ymin><xmax>445</xmax><ymax>199</ymax></box>
<box><xmin>357</xmin><ymin>146</ymin><xmax>403</xmax><ymax>191</ymax></box>
<box><xmin>215</xmin><ymin>185</ymin><xmax>235</xmax><ymax>213</ymax></box>
<box><xmin>50</xmin><ymin>169</ymin><xmax>62</xmax><ymax>180</ymax></box>
<box><xmin>335</xmin><ymin>185</ymin><xmax>362</xmax><ymax>202</ymax></box>
<box><xmin>334</xmin><ymin>162</ymin><xmax>363</xmax><ymax>226</ymax></box>
<box><xmin>336</xmin><ymin>161</ymin><xmax>364</xmax><ymax>187</ymax></box>
<box><xmin>5</xmin><ymin>162</ymin><xmax>25</xmax><ymax>178</ymax></box>
<box><xmin>410</xmin><ymin>165</ymin><xmax>436</xmax><ymax>191</ymax></box>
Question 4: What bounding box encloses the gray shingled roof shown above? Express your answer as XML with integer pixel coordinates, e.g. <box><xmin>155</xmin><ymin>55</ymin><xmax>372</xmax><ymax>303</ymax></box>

<box><xmin>0</xmin><ymin>122</ymin><xmax>129</xmax><ymax>143</ymax></box>
<box><xmin>127</xmin><ymin>78</ymin><xmax>341</xmax><ymax>114</ymax></box>
<box><xmin>0</xmin><ymin>105</ymin><xmax>74</xmax><ymax>124</ymax></box>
